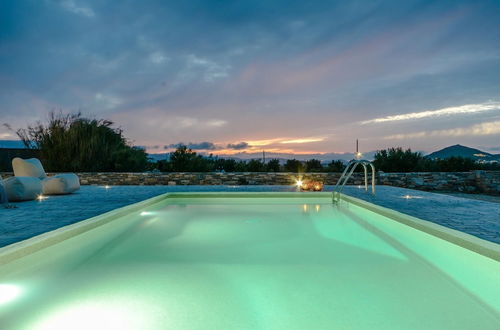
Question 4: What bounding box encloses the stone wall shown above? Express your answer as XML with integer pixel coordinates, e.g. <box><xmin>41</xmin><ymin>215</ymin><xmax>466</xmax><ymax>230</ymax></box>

<box><xmin>1</xmin><ymin>171</ymin><xmax>499</xmax><ymax>195</ymax></box>
<box><xmin>75</xmin><ymin>172</ymin><xmax>349</xmax><ymax>186</ymax></box>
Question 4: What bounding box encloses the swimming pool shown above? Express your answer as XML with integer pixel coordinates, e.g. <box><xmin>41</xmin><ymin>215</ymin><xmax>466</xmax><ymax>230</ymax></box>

<box><xmin>1</xmin><ymin>192</ymin><xmax>499</xmax><ymax>329</ymax></box>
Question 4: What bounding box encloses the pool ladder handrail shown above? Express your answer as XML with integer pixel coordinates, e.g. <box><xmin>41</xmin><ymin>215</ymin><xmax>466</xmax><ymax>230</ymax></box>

<box><xmin>332</xmin><ymin>159</ymin><xmax>376</xmax><ymax>203</ymax></box>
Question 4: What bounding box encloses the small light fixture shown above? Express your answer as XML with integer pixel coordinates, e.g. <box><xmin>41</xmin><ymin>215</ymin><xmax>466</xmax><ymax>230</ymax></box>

<box><xmin>295</xmin><ymin>179</ymin><xmax>303</xmax><ymax>188</ymax></box>
<box><xmin>355</xmin><ymin>152</ymin><xmax>362</xmax><ymax>160</ymax></box>
<box><xmin>104</xmin><ymin>185</ymin><xmax>111</xmax><ymax>189</ymax></box>
<box><xmin>402</xmin><ymin>194</ymin><xmax>422</xmax><ymax>200</ymax></box>
<box><xmin>37</xmin><ymin>195</ymin><xmax>47</xmax><ymax>201</ymax></box>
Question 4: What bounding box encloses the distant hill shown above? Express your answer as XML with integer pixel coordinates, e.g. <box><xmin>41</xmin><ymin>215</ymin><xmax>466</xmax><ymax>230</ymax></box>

<box><xmin>147</xmin><ymin>153</ymin><xmax>170</xmax><ymax>162</ymax></box>
<box><xmin>426</xmin><ymin>144</ymin><xmax>500</xmax><ymax>162</ymax></box>
<box><xmin>145</xmin><ymin>151</ymin><xmax>377</xmax><ymax>163</ymax></box>
<box><xmin>0</xmin><ymin>140</ymin><xmax>26</xmax><ymax>149</ymax></box>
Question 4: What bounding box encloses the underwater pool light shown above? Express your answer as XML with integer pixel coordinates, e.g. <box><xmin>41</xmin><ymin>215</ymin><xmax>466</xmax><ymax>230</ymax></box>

<box><xmin>0</xmin><ymin>284</ymin><xmax>22</xmax><ymax>305</ymax></box>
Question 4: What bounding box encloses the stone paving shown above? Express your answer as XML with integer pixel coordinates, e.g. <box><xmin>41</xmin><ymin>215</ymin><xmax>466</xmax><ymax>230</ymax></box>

<box><xmin>0</xmin><ymin>185</ymin><xmax>499</xmax><ymax>247</ymax></box>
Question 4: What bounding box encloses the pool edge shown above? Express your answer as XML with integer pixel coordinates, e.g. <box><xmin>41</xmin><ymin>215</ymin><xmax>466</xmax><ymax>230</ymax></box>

<box><xmin>0</xmin><ymin>192</ymin><xmax>169</xmax><ymax>266</ymax></box>
<box><xmin>340</xmin><ymin>194</ymin><xmax>500</xmax><ymax>262</ymax></box>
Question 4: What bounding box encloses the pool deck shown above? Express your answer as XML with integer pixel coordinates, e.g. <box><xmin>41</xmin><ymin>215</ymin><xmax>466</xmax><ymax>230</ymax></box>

<box><xmin>0</xmin><ymin>185</ymin><xmax>499</xmax><ymax>247</ymax></box>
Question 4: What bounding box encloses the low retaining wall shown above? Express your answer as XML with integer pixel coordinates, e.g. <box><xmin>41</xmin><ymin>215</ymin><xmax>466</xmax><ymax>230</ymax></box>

<box><xmin>1</xmin><ymin>171</ymin><xmax>499</xmax><ymax>195</ymax></box>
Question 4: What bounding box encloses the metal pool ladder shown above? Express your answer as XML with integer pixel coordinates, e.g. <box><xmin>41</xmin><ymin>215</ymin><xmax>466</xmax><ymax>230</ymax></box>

<box><xmin>332</xmin><ymin>159</ymin><xmax>376</xmax><ymax>203</ymax></box>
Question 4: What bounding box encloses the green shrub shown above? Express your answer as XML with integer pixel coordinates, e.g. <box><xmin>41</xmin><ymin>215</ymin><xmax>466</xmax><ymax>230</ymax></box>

<box><xmin>373</xmin><ymin>148</ymin><xmax>425</xmax><ymax>172</ymax></box>
<box><xmin>284</xmin><ymin>159</ymin><xmax>305</xmax><ymax>172</ymax></box>
<box><xmin>16</xmin><ymin>112</ymin><xmax>148</xmax><ymax>172</ymax></box>
<box><xmin>325</xmin><ymin>160</ymin><xmax>346</xmax><ymax>172</ymax></box>
<box><xmin>246</xmin><ymin>159</ymin><xmax>265</xmax><ymax>172</ymax></box>
<box><xmin>266</xmin><ymin>159</ymin><xmax>281</xmax><ymax>172</ymax></box>
<box><xmin>305</xmin><ymin>159</ymin><xmax>323</xmax><ymax>172</ymax></box>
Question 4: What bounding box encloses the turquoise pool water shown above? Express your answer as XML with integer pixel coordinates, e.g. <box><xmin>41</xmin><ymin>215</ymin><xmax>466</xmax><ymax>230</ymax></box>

<box><xmin>0</xmin><ymin>194</ymin><xmax>499</xmax><ymax>329</ymax></box>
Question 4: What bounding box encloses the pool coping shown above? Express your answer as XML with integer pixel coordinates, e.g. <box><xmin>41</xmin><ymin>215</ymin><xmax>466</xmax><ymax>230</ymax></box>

<box><xmin>1</xmin><ymin>192</ymin><xmax>498</xmax><ymax>266</ymax></box>
<box><xmin>339</xmin><ymin>194</ymin><xmax>500</xmax><ymax>262</ymax></box>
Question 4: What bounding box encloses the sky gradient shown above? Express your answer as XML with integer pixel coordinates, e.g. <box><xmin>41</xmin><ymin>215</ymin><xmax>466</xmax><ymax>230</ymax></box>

<box><xmin>1</xmin><ymin>0</ymin><xmax>500</xmax><ymax>156</ymax></box>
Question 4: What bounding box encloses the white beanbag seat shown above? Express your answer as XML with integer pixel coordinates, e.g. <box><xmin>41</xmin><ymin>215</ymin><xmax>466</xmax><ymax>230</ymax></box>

<box><xmin>42</xmin><ymin>174</ymin><xmax>80</xmax><ymax>195</ymax></box>
<box><xmin>3</xmin><ymin>176</ymin><xmax>43</xmax><ymax>202</ymax></box>
<box><xmin>12</xmin><ymin>157</ymin><xmax>80</xmax><ymax>195</ymax></box>
<box><xmin>12</xmin><ymin>157</ymin><xmax>47</xmax><ymax>179</ymax></box>
<box><xmin>0</xmin><ymin>175</ymin><xmax>8</xmax><ymax>204</ymax></box>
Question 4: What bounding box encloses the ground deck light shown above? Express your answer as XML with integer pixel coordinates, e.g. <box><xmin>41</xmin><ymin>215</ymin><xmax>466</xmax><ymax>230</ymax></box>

<box><xmin>403</xmin><ymin>194</ymin><xmax>422</xmax><ymax>200</ymax></box>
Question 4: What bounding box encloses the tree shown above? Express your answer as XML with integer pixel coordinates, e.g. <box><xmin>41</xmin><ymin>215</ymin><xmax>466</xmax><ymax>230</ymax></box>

<box><xmin>235</xmin><ymin>160</ymin><xmax>248</xmax><ymax>172</ymax></box>
<box><xmin>16</xmin><ymin>112</ymin><xmax>148</xmax><ymax>172</ymax></box>
<box><xmin>325</xmin><ymin>160</ymin><xmax>346</xmax><ymax>172</ymax></box>
<box><xmin>214</xmin><ymin>158</ymin><xmax>237</xmax><ymax>172</ymax></box>
<box><xmin>373</xmin><ymin>147</ymin><xmax>425</xmax><ymax>172</ymax></box>
<box><xmin>305</xmin><ymin>159</ymin><xmax>323</xmax><ymax>172</ymax></box>
<box><xmin>284</xmin><ymin>159</ymin><xmax>305</xmax><ymax>172</ymax></box>
<box><xmin>169</xmin><ymin>146</ymin><xmax>210</xmax><ymax>171</ymax></box>
<box><xmin>435</xmin><ymin>157</ymin><xmax>477</xmax><ymax>172</ymax></box>
<box><xmin>246</xmin><ymin>159</ymin><xmax>265</xmax><ymax>172</ymax></box>
<box><xmin>370</xmin><ymin>147</ymin><xmax>498</xmax><ymax>172</ymax></box>
<box><xmin>266</xmin><ymin>159</ymin><xmax>281</xmax><ymax>172</ymax></box>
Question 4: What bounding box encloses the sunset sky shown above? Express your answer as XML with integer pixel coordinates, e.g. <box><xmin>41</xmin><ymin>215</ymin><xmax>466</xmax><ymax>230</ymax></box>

<box><xmin>1</xmin><ymin>0</ymin><xmax>500</xmax><ymax>156</ymax></box>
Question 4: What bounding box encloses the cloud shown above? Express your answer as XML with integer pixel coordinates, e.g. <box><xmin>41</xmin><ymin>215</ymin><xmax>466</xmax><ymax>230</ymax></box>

<box><xmin>186</xmin><ymin>55</ymin><xmax>230</xmax><ymax>82</ymax></box>
<box><xmin>0</xmin><ymin>132</ymin><xmax>14</xmax><ymax>139</ymax></box>
<box><xmin>280</xmin><ymin>137</ymin><xmax>325</xmax><ymax>144</ymax></box>
<box><xmin>149</xmin><ymin>52</ymin><xmax>170</xmax><ymax>64</ymax></box>
<box><xmin>2</xmin><ymin>0</ymin><xmax>500</xmax><ymax>154</ymax></box>
<box><xmin>60</xmin><ymin>0</ymin><xmax>95</xmax><ymax>18</ymax></box>
<box><xmin>245</xmin><ymin>138</ymin><xmax>285</xmax><ymax>147</ymax></box>
<box><xmin>142</xmin><ymin>145</ymin><xmax>160</xmax><ymax>150</ymax></box>
<box><xmin>206</xmin><ymin>119</ymin><xmax>227</xmax><ymax>127</ymax></box>
<box><xmin>244</xmin><ymin>137</ymin><xmax>325</xmax><ymax>146</ymax></box>
<box><xmin>362</xmin><ymin>101</ymin><xmax>500</xmax><ymax>124</ymax></box>
<box><xmin>166</xmin><ymin>142</ymin><xmax>218</xmax><ymax>150</ymax></box>
<box><xmin>94</xmin><ymin>93</ymin><xmax>122</xmax><ymax>110</ymax></box>
<box><xmin>174</xmin><ymin>117</ymin><xmax>226</xmax><ymax>129</ymax></box>
<box><xmin>384</xmin><ymin>120</ymin><xmax>500</xmax><ymax>139</ymax></box>
<box><xmin>226</xmin><ymin>142</ymin><xmax>248</xmax><ymax>150</ymax></box>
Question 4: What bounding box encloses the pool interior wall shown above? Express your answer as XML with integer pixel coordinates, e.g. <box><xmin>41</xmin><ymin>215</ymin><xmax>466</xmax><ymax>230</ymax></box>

<box><xmin>0</xmin><ymin>193</ymin><xmax>499</xmax><ymax>330</ymax></box>
<box><xmin>1</xmin><ymin>185</ymin><xmax>500</xmax><ymax>247</ymax></box>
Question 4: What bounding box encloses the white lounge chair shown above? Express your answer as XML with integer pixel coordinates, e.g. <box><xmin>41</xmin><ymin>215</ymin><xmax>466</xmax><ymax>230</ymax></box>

<box><xmin>1</xmin><ymin>173</ymin><xmax>42</xmax><ymax>202</ymax></box>
<box><xmin>12</xmin><ymin>158</ymin><xmax>80</xmax><ymax>195</ymax></box>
